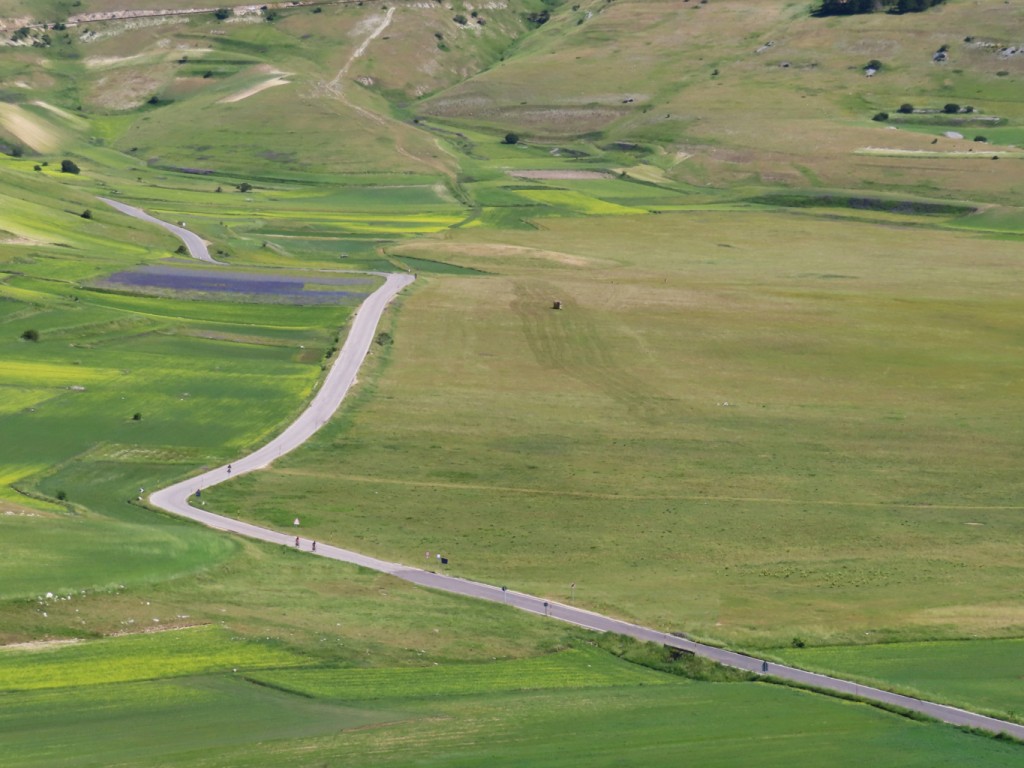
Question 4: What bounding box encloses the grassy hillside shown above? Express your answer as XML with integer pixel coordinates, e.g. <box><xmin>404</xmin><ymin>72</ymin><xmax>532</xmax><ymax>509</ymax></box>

<box><xmin>420</xmin><ymin>0</ymin><xmax>1024</xmax><ymax>202</ymax></box>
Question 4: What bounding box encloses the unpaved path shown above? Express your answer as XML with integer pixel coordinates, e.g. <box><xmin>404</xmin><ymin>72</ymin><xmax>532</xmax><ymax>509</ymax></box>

<box><xmin>318</xmin><ymin>7</ymin><xmax>453</xmax><ymax>178</ymax></box>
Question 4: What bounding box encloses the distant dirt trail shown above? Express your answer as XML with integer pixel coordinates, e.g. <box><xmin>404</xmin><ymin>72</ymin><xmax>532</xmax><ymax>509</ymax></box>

<box><xmin>319</xmin><ymin>7</ymin><xmax>452</xmax><ymax>178</ymax></box>
<box><xmin>327</xmin><ymin>7</ymin><xmax>396</xmax><ymax>94</ymax></box>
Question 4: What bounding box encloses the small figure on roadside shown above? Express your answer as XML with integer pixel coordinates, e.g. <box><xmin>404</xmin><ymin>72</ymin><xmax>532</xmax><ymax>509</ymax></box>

<box><xmin>295</xmin><ymin>536</ymin><xmax>300</xmax><ymax>547</ymax></box>
<box><xmin>227</xmin><ymin>464</ymin><xmax>232</xmax><ymax>474</ymax></box>
<box><xmin>312</xmin><ymin>541</ymin><xmax>316</xmax><ymax>552</ymax></box>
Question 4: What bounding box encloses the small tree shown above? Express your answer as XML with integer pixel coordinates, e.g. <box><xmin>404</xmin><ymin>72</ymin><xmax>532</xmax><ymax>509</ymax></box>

<box><xmin>60</xmin><ymin>159</ymin><xmax>80</xmax><ymax>174</ymax></box>
<box><xmin>942</xmin><ymin>103</ymin><xmax>960</xmax><ymax>114</ymax></box>
<box><xmin>237</xmin><ymin>182</ymin><xmax>253</xmax><ymax>192</ymax></box>
<box><xmin>132</xmin><ymin>412</ymin><xmax>142</xmax><ymax>421</ymax></box>
<box><xmin>80</xmin><ymin>209</ymin><xmax>92</xmax><ymax>219</ymax></box>
<box><xmin>503</xmin><ymin>132</ymin><xmax>520</xmax><ymax>145</ymax></box>
<box><xmin>898</xmin><ymin>103</ymin><xmax>914</xmax><ymax>114</ymax></box>
<box><xmin>21</xmin><ymin>329</ymin><xmax>39</xmax><ymax>342</ymax></box>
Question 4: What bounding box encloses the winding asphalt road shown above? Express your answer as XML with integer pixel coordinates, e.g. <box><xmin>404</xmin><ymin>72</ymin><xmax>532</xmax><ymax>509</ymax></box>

<box><xmin>108</xmin><ymin>198</ymin><xmax>1024</xmax><ymax>742</ymax></box>
<box><xmin>99</xmin><ymin>197</ymin><xmax>222</xmax><ymax>264</ymax></box>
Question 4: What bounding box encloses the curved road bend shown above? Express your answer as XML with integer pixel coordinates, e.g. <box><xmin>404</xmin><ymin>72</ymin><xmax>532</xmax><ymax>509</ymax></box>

<box><xmin>99</xmin><ymin>197</ymin><xmax>222</xmax><ymax>264</ymax></box>
<box><xmin>115</xmin><ymin>201</ymin><xmax>1024</xmax><ymax>741</ymax></box>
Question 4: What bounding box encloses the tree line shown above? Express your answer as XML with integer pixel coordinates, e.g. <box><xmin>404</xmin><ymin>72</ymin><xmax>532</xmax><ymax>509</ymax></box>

<box><xmin>815</xmin><ymin>0</ymin><xmax>946</xmax><ymax>16</ymax></box>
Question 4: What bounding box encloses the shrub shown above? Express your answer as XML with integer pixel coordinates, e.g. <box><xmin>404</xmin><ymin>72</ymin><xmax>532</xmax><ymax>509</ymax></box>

<box><xmin>60</xmin><ymin>159</ymin><xmax>80</xmax><ymax>174</ymax></box>
<box><xmin>56</xmin><ymin>490</ymin><xmax>67</xmax><ymax>501</ymax></box>
<box><xmin>503</xmin><ymin>132</ymin><xmax>520</xmax><ymax>145</ymax></box>
<box><xmin>375</xmin><ymin>331</ymin><xmax>393</xmax><ymax>346</ymax></box>
<box><xmin>872</xmin><ymin>112</ymin><xmax>889</xmax><ymax>122</ymax></box>
<box><xmin>898</xmin><ymin>103</ymin><xmax>914</xmax><ymax>114</ymax></box>
<box><xmin>80</xmin><ymin>209</ymin><xmax>92</xmax><ymax>219</ymax></box>
<box><xmin>214</xmin><ymin>8</ymin><xmax>231</xmax><ymax>19</ymax></box>
<box><xmin>865</xmin><ymin>59</ymin><xmax>882</xmax><ymax>71</ymax></box>
<box><xmin>237</xmin><ymin>182</ymin><xmax>253</xmax><ymax>192</ymax></box>
<box><xmin>453</xmin><ymin>13</ymin><xmax>467</xmax><ymax>24</ymax></box>
<box><xmin>132</xmin><ymin>412</ymin><xmax>142</xmax><ymax>421</ymax></box>
<box><xmin>21</xmin><ymin>329</ymin><xmax>39</xmax><ymax>342</ymax></box>
<box><xmin>942</xmin><ymin>103</ymin><xmax>960</xmax><ymax>114</ymax></box>
<box><xmin>974</xmin><ymin>135</ymin><xmax>988</xmax><ymax>143</ymax></box>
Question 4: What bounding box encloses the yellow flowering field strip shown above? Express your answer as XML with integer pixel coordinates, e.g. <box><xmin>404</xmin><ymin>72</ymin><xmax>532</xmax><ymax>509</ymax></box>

<box><xmin>0</xmin><ymin>625</ymin><xmax>311</xmax><ymax>692</ymax></box>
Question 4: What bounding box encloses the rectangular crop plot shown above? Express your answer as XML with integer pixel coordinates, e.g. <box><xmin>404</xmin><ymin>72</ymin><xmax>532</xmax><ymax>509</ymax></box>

<box><xmin>0</xmin><ymin>625</ymin><xmax>308</xmax><ymax>692</ymax></box>
<box><xmin>95</xmin><ymin>266</ymin><xmax>374</xmax><ymax>305</ymax></box>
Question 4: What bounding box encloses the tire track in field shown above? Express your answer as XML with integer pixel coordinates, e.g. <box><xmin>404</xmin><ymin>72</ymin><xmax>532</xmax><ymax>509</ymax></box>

<box><xmin>511</xmin><ymin>280</ymin><xmax>672</xmax><ymax>423</ymax></box>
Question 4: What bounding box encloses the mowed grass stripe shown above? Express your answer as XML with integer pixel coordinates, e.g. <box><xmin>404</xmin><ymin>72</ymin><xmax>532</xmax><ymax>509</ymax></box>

<box><xmin>247</xmin><ymin>647</ymin><xmax>675</xmax><ymax>701</ymax></box>
<box><xmin>0</xmin><ymin>361</ymin><xmax>120</xmax><ymax>387</ymax></box>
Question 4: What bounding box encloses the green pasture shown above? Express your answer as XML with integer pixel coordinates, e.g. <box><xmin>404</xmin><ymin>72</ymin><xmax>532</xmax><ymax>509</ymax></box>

<box><xmin>1</xmin><ymin>676</ymin><xmax>406</xmax><ymax>768</ymax></box>
<box><xmin>774</xmin><ymin>638</ymin><xmax>1024</xmax><ymax>723</ymax></box>
<box><xmin>207</xmin><ymin>209</ymin><xmax>1024</xmax><ymax>649</ymax></box>
<box><xmin>0</xmin><ymin>511</ymin><xmax>236</xmax><ymax>601</ymax></box>
<box><xmin>4</xmin><ymin>645</ymin><xmax>1022</xmax><ymax>767</ymax></box>
<box><xmin>3</xmin><ymin>618</ymin><xmax>1023</xmax><ymax>767</ymax></box>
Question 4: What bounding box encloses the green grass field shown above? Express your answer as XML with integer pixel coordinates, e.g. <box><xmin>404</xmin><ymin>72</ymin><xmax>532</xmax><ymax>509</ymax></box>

<box><xmin>3</xmin><ymin>0</ymin><xmax>1024</xmax><ymax>762</ymax></box>
<box><xmin>774</xmin><ymin>638</ymin><xmax>1024</xmax><ymax>723</ymax></box>
<box><xmin>205</xmin><ymin>208</ymin><xmax>1024</xmax><ymax>648</ymax></box>
<box><xmin>4</xmin><ymin>627</ymin><xmax>1023</xmax><ymax>768</ymax></box>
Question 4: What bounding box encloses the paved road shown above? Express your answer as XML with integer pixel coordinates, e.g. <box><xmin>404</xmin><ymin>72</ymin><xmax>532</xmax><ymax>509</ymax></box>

<box><xmin>117</xmin><ymin>201</ymin><xmax>1024</xmax><ymax>741</ymax></box>
<box><xmin>99</xmin><ymin>197</ymin><xmax>222</xmax><ymax>263</ymax></box>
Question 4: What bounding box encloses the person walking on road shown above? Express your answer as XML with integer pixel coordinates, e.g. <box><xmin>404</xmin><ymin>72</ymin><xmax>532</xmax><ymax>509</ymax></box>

<box><xmin>312</xmin><ymin>541</ymin><xmax>316</xmax><ymax>552</ymax></box>
<box><xmin>295</xmin><ymin>536</ymin><xmax>300</xmax><ymax>547</ymax></box>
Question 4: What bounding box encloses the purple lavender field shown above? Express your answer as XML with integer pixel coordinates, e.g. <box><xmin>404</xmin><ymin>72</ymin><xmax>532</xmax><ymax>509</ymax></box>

<box><xmin>96</xmin><ymin>266</ymin><xmax>374</xmax><ymax>304</ymax></box>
